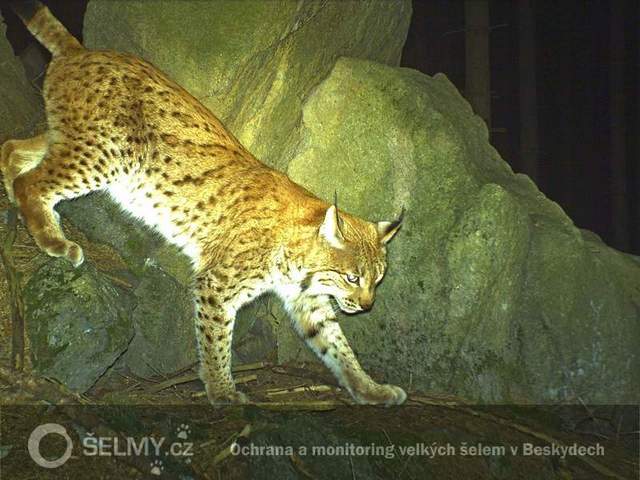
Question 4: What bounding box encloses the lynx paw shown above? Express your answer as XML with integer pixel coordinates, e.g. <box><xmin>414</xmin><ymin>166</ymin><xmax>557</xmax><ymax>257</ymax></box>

<box><xmin>207</xmin><ymin>388</ymin><xmax>249</xmax><ymax>406</ymax></box>
<box><xmin>43</xmin><ymin>239</ymin><xmax>84</xmax><ymax>267</ymax></box>
<box><xmin>2</xmin><ymin>179</ymin><xmax>15</xmax><ymax>204</ymax></box>
<box><xmin>353</xmin><ymin>384</ymin><xmax>407</xmax><ymax>406</ymax></box>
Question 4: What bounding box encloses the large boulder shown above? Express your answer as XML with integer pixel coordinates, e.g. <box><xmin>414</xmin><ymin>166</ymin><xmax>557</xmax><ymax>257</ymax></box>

<box><xmin>283</xmin><ymin>58</ymin><xmax>640</xmax><ymax>403</ymax></box>
<box><xmin>0</xmin><ymin>12</ymin><xmax>43</xmax><ymax>142</ymax></box>
<box><xmin>57</xmin><ymin>194</ymin><xmax>191</xmax><ymax>282</ymax></box>
<box><xmin>83</xmin><ymin>0</ymin><xmax>411</xmax><ymax>169</ymax></box>
<box><xmin>24</xmin><ymin>259</ymin><xmax>135</xmax><ymax>392</ymax></box>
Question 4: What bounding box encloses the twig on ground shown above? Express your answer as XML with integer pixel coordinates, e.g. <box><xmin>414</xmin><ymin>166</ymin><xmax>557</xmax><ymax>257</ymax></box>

<box><xmin>233</xmin><ymin>361</ymin><xmax>269</xmax><ymax>373</ymax></box>
<box><xmin>265</xmin><ymin>384</ymin><xmax>332</xmax><ymax>397</ymax></box>
<box><xmin>349</xmin><ymin>455</ymin><xmax>356</xmax><ymax>480</ymax></box>
<box><xmin>98</xmin><ymin>271</ymin><xmax>134</xmax><ymax>289</ymax></box>
<box><xmin>149</xmin><ymin>362</ymin><xmax>267</xmax><ymax>393</ymax></box>
<box><xmin>192</xmin><ymin>374</ymin><xmax>258</xmax><ymax>398</ymax></box>
<box><xmin>290</xmin><ymin>453</ymin><xmax>319</xmax><ymax>480</ymax></box>
<box><xmin>211</xmin><ymin>424</ymin><xmax>251</xmax><ymax>466</ymax></box>
<box><xmin>1</xmin><ymin>208</ymin><xmax>25</xmax><ymax>370</ymax></box>
<box><xmin>249</xmin><ymin>400</ymin><xmax>340</xmax><ymax>411</ymax></box>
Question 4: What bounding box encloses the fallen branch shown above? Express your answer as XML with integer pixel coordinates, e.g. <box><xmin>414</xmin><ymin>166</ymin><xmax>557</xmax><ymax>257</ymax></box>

<box><xmin>211</xmin><ymin>424</ymin><xmax>251</xmax><ymax>466</ymax></box>
<box><xmin>249</xmin><ymin>400</ymin><xmax>341</xmax><ymax>411</ymax></box>
<box><xmin>265</xmin><ymin>384</ymin><xmax>332</xmax><ymax>397</ymax></box>
<box><xmin>0</xmin><ymin>208</ymin><xmax>25</xmax><ymax>370</ymax></box>
<box><xmin>191</xmin><ymin>396</ymin><xmax>342</xmax><ymax>411</ymax></box>
<box><xmin>148</xmin><ymin>362</ymin><xmax>267</xmax><ymax>393</ymax></box>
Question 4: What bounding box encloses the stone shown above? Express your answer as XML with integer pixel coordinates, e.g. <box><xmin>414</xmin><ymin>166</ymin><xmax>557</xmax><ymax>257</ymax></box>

<box><xmin>0</xmin><ymin>11</ymin><xmax>43</xmax><ymax>142</ymax></box>
<box><xmin>516</xmin><ymin>224</ymin><xmax>640</xmax><ymax>402</ymax></box>
<box><xmin>56</xmin><ymin>193</ymin><xmax>188</xmax><ymax>281</ymax></box>
<box><xmin>24</xmin><ymin>259</ymin><xmax>135</xmax><ymax>392</ymax></box>
<box><xmin>284</xmin><ymin>58</ymin><xmax>640</xmax><ymax>403</ymax></box>
<box><xmin>121</xmin><ymin>265</ymin><xmax>197</xmax><ymax>378</ymax></box>
<box><xmin>233</xmin><ymin>297</ymin><xmax>279</xmax><ymax>366</ymax></box>
<box><xmin>83</xmin><ymin>0</ymin><xmax>411</xmax><ymax>169</ymax></box>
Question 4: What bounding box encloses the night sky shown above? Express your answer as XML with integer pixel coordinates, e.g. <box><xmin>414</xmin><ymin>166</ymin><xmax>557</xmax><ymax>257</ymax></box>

<box><xmin>403</xmin><ymin>0</ymin><xmax>639</xmax><ymax>254</ymax></box>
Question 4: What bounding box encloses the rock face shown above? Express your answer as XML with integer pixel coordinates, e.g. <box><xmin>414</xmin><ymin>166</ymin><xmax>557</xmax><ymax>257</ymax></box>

<box><xmin>122</xmin><ymin>266</ymin><xmax>197</xmax><ymax>378</ymax></box>
<box><xmin>83</xmin><ymin>0</ymin><xmax>412</xmax><ymax>169</ymax></box>
<box><xmin>285</xmin><ymin>58</ymin><xmax>640</xmax><ymax>403</ymax></box>
<box><xmin>57</xmin><ymin>194</ymin><xmax>192</xmax><ymax>282</ymax></box>
<box><xmin>0</xmin><ymin>12</ymin><xmax>43</xmax><ymax>142</ymax></box>
<box><xmin>24</xmin><ymin>259</ymin><xmax>135</xmax><ymax>392</ymax></box>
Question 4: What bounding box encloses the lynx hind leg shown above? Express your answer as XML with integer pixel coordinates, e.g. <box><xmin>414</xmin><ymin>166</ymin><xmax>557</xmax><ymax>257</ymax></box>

<box><xmin>12</xmin><ymin>141</ymin><xmax>110</xmax><ymax>267</ymax></box>
<box><xmin>1</xmin><ymin>134</ymin><xmax>48</xmax><ymax>203</ymax></box>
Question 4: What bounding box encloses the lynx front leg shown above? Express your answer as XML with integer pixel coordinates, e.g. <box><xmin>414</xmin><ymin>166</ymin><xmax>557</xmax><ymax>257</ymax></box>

<box><xmin>194</xmin><ymin>275</ymin><xmax>248</xmax><ymax>405</ymax></box>
<box><xmin>291</xmin><ymin>295</ymin><xmax>406</xmax><ymax>406</ymax></box>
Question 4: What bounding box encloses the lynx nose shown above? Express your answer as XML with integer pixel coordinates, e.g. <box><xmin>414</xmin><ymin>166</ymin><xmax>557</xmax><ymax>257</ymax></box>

<box><xmin>360</xmin><ymin>297</ymin><xmax>375</xmax><ymax>311</ymax></box>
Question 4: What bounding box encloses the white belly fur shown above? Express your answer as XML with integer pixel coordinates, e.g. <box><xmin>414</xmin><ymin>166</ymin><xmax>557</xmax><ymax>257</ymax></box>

<box><xmin>107</xmin><ymin>178</ymin><xmax>201</xmax><ymax>265</ymax></box>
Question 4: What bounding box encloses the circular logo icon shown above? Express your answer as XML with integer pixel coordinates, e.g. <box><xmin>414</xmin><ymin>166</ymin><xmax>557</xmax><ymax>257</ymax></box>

<box><xmin>28</xmin><ymin>423</ymin><xmax>73</xmax><ymax>469</ymax></box>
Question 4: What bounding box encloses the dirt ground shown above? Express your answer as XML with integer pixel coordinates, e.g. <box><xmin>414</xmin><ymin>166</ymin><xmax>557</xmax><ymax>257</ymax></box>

<box><xmin>0</xmin><ymin>359</ymin><xmax>638</xmax><ymax>480</ymax></box>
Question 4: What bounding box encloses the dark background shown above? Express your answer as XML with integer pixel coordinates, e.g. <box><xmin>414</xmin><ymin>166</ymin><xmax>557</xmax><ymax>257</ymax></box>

<box><xmin>2</xmin><ymin>0</ymin><xmax>639</xmax><ymax>254</ymax></box>
<box><xmin>402</xmin><ymin>0</ymin><xmax>639</xmax><ymax>254</ymax></box>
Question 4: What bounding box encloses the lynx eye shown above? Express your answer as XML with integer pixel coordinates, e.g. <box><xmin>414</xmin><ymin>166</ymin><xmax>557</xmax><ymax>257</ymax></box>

<box><xmin>345</xmin><ymin>273</ymin><xmax>360</xmax><ymax>284</ymax></box>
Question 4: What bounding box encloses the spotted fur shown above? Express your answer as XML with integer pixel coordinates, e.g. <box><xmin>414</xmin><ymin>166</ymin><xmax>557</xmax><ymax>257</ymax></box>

<box><xmin>2</xmin><ymin>1</ymin><xmax>406</xmax><ymax>406</ymax></box>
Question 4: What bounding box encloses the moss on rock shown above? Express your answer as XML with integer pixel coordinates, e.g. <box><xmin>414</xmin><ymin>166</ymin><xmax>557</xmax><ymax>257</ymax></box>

<box><xmin>121</xmin><ymin>265</ymin><xmax>197</xmax><ymax>378</ymax></box>
<box><xmin>24</xmin><ymin>259</ymin><xmax>135</xmax><ymax>392</ymax></box>
<box><xmin>285</xmin><ymin>58</ymin><xmax>640</xmax><ymax>402</ymax></box>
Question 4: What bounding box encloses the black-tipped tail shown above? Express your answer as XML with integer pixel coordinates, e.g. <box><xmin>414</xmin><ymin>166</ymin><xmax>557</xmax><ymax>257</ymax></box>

<box><xmin>9</xmin><ymin>0</ymin><xmax>83</xmax><ymax>56</ymax></box>
<box><xmin>9</xmin><ymin>0</ymin><xmax>44</xmax><ymax>22</ymax></box>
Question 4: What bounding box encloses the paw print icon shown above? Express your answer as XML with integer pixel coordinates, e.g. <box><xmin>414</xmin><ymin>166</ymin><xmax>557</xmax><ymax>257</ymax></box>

<box><xmin>175</xmin><ymin>424</ymin><xmax>191</xmax><ymax>440</ymax></box>
<box><xmin>150</xmin><ymin>459</ymin><xmax>164</xmax><ymax>476</ymax></box>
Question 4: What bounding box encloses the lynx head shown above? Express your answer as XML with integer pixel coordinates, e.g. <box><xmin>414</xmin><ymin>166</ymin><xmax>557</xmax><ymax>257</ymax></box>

<box><xmin>302</xmin><ymin>204</ymin><xmax>403</xmax><ymax>314</ymax></box>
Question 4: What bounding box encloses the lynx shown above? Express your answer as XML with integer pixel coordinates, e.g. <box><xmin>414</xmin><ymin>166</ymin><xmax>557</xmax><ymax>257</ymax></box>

<box><xmin>2</xmin><ymin>1</ymin><xmax>406</xmax><ymax>405</ymax></box>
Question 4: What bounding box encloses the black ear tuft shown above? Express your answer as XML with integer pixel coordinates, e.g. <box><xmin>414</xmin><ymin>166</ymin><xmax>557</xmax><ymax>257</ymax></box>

<box><xmin>377</xmin><ymin>207</ymin><xmax>405</xmax><ymax>245</ymax></box>
<box><xmin>391</xmin><ymin>206</ymin><xmax>405</xmax><ymax>229</ymax></box>
<box><xmin>333</xmin><ymin>190</ymin><xmax>345</xmax><ymax>234</ymax></box>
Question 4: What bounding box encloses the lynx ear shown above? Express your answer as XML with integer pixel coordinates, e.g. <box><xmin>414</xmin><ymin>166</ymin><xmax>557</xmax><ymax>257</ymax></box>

<box><xmin>377</xmin><ymin>207</ymin><xmax>405</xmax><ymax>245</ymax></box>
<box><xmin>319</xmin><ymin>205</ymin><xmax>345</xmax><ymax>249</ymax></box>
